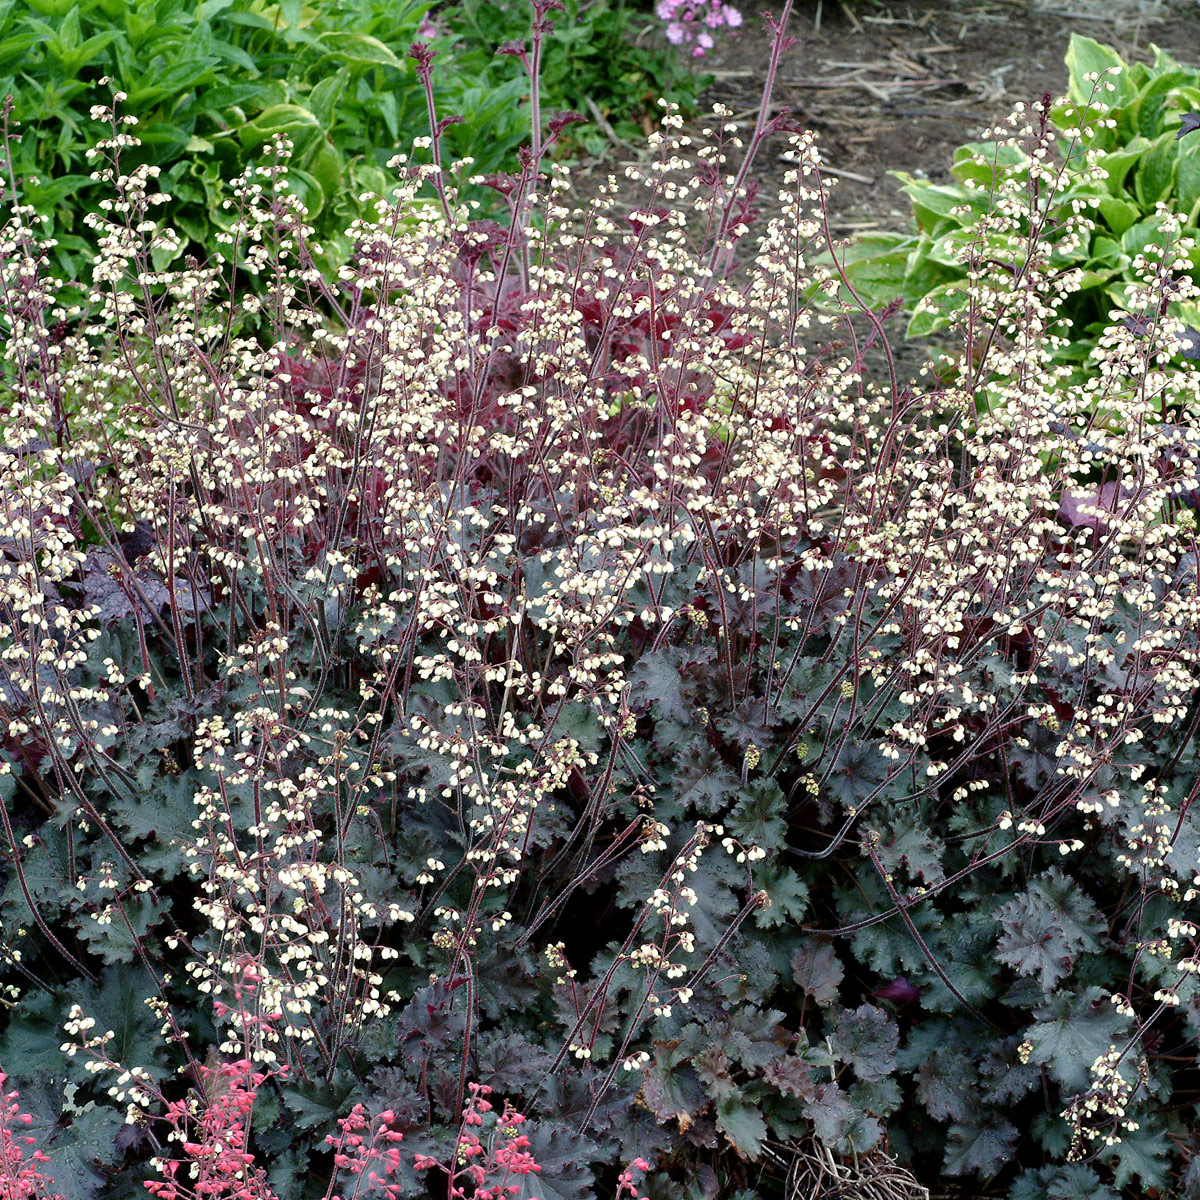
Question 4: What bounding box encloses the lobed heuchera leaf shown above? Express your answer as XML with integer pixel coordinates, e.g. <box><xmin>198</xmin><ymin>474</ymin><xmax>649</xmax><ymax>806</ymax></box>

<box><xmin>626</xmin><ymin>648</ymin><xmax>693</xmax><ymax>724</ymax></box>
<box><xmin>994</xmin><ymin>869</ymin><xmax>1104</xmax><ymax>989</ymax></box>
<box><xmin>911</xmin><ymin>1046</ymin><xmax>977</xmax><ymax>1122</ymax></box>
<box><xmin>803</xmin><ymin>1082</ymin><xmax>857</xmax><ymax>1146</ymax></box>
<box><xmin>791</xmin><ymin>939</ymin><xmax>844</xmax><ymax>1007</ymax></box>
<box><xmin>1025</xmin><ymin>987</ymin><xmax>1130</xmax><ymax>1092</ymax></box>
<box><xmin>16</xmin><ymin>1079</ymin><xmax>126</xmax><ymax>1200</ymax></box>
<box><xmin>871</xmin><ymin>815</ymin><xmax>945</xmax><ymax>886</ymax></box>
<box><xmin>1177</xmin><ymin>111</ymin><xmax>1200</xmax><ymax>138</ymax></box>
<box><xmin>1102</xmin><ymin>1118</ymin><xmax>1172</xmax><ymax>1191</ymax></box>
<box><xmin>715</xmin><ymin>1097</ymin><xmax>768</xmax><ymax>1159</ymax></box>
<box><xmin>1009</xmin><ymin>1163</ymin><xmax>1119</xmax><ymax>1200</ymax></box>
<box><xmin>642</xmin><ymin>1042</ymin><xmax>707</xmax><ymax>1131</ymax></box>
<box><xmin>512</xmin><ymin>1122</ymin><xmax>597</xmax><ymax>1200</ymax></box>
<box><xmin>942</xmin><ymin>1116</ymin><xmax>1018</xmax><ymax>1178</ymax></box>
<box><xmin>832</xmin><ymin>1004</ymin><xmax>898</xmax><ymax>1083</ymax></box>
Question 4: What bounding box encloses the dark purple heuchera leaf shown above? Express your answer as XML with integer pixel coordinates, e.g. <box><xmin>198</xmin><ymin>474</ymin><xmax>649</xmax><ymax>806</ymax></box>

<box><xmin>874</xmin><ymin>976</ymin><xmax>920</xmax><ymax>1005</ymax></box>
<box><xmin>1177</xmin><ymin>111</ymin><xmax>1200</xmax><ymax>139</ymax></box>
<box><xmin>763</xmin><ymin>1054</ymin><xmax>817</xmax><ymax>1100</ymax></box>
<box><xmin>872</xmin><ymin>818</ymin><xmax>945</xmax><ymax>886</ymax></box>
<box><xmin>642</xmin><ymin>1043</ymin><xmax>707</xmax><ymax>1131</ymax></box>
<box><xmin>943</xmin><ymin>1116</ymin><xmax>1018</xmax><ymax>1177</ymax></box>
<box><xmin>912</xmin><ymin>1046</ymin><xmax>976</xmax><ymax>1122</ymax></box>
<box><xmin>80</xmin><ymin>552</ymin><xmax>210</xmax><ymax>623</ymax></box>
<box><xmin>511</xmin><ymin>1123</ymin><xmax>597</xmax><ymax>1200</ymax></box>
<box><xmin>1058</xmin><ymin>480</ymin><xmax>1131</xmax><ymax>532</ymax></box>
<box><xmin>791</xmin><ymin>939</ymin><xmax>844</xmax><ymax>1007</ymax></box>
<box><xmin>832</xmin><ymin>1004</ymin><xmax>899</xmax><ymax>1082</ymax></box>
<box><xmin>626</xmin><ymin>648</ymin><xmax>690</xmax><ymax>723</ymax></box>
<box><xmin>692</xmin><ymin>1045</ymin><xmax>737</xmax><ymax>1101</ymax></box>
<box><xmin>1025</xmin><ymin>986</ymin><xmax>1130</xmax><ymax>1092</ymax></box>
<box><xmin>475</xmin><ymin>1030</ymin><xmax>553</xmax><ymax>1094</ymax></box>
<box><xmin>803</xmin><ymin>1082</ymin><xmax>857</xmax><ymax>1146</ymax></box>
<box><xmin>1120</xmin><ymin>313</ymin><xmax>1200</xmax><ymax>358</ymax></box>
<box><xmin>715</xmin><ymin>1098</ymin><xmax>768</xmax><ymax>1159</ymax></box>
<box><xmin>994</xmin><ymin>869</ymin><xmax>1103</xmax><ymax>990</ymax></box>
<box><xmin>721</xmin><ymin>1005</ymin><xmax>790</xmax><ymax>1071</ymax></box>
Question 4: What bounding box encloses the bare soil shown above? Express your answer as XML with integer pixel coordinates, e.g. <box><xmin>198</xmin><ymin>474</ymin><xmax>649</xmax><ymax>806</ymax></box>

<box><xmin>569</xmin><ymin>0</ymin><xmax>1200</xmax><ymax>389</ymax></box>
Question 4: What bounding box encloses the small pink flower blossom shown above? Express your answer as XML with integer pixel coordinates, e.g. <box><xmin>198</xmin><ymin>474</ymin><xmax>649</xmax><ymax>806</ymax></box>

<box><xmin>655</xmin><ymin>0</ymin><xmax>742</xmax><ymax>56</ymax></box>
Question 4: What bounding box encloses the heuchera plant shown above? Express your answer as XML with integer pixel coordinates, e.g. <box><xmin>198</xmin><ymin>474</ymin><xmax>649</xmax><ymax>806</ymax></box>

<box><xmin>1</xmin><ymin>2</ymin><xmax>1200</xmax><ymax>1198</ymax></box>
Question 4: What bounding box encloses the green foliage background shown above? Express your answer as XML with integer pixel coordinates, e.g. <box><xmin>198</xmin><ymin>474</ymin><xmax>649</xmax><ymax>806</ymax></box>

<box><xmin>0</xmin><ymin>0</ymin><xmax>710</xmax><ymax>283</ymax></box>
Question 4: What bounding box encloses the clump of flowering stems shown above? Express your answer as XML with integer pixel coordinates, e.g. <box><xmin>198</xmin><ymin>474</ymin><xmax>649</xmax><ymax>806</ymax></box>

<box><xmin>412</xmin><ymin>1083</ymin><xmax>542</xmax><ymax>1200</ymax></box>
<box><xmin>0</xmin><ymin>0</ymin><xmax>1199</xmax><ymax>1183</ymax></box>
<box><xmin>0</xmin><ymin>1074</ymin><xmax>65</xmax><ymax>1200</ymax></box>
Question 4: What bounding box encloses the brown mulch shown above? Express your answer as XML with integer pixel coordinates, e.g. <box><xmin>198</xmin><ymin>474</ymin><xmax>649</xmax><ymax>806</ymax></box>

<box><xmin>566</xmin><ymin>0</ymin><xmax>1200</xmax><ymax>390</ymax></box>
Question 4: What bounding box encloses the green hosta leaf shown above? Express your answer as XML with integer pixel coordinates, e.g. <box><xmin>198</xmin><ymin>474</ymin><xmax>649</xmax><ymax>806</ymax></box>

<box><xmin>316</xmin><ymin>30</ymin><xmax>405</xmax><ymax>70</ymax></box>
<box><xmin>1095</xmin><ymin>196</ymin><xmax>1141</xmax><ymax>237</ymax></box>
<box><xmin>307</xmin><ymin>67</ymin><xmax>350</xmax><ymax>128</ymax></box>
<box><xmin>1065</xmin><ymin>34</ymin><xmax>1135</xmax><ymax>112</ymax></box>
<box><xmin>943</xmin><ymin>1116</ymin><xmax>1017</xmax><ymax>1178</ymax></box>
<box><xmin>1121</xmin><ymin>213</ymin><xmax>1174</xmax><ymax>260</ymax></box>
<box><xmin>1024</xmin><ymin>986</ymin><xmax>1129</xmax><ymax>1092</ymax></box>
<box><xmin>1130</xmin><ymin>69</ymin><xmax>1193</xmax><ymax>138</ymax></box>
<box><xmin>1177</xmin><ymin>138</ymin><xmax>1200</xmax><ymax>217</ymax></box>
<box><xmin>949</xmin><ymin>140</ymin><xmax>1028</xmax><ymax>188</ymax></box>
<box><xmin>127</xmin><ymin>57</ymin><xmax>221</xmax><ymax>108</ymax></box>
<box><xmin>1091</xmin><ymin>138</ymin><xmax>1153</xmax><ymax>196</ymax></box>
<box><xmin>816</xmin><ymin>231</ymin><xmax>915</xmax><ymax>308</ymax></box>
<box><xmin>926</xmin><ymin>225</ymin><xmax>977</xmax><ymax>269</ymax></box>
<box><xmin>1133</xmin><ymin>131</ymin><xmax>1178</xmax><ymax>208</ymax></box>
<box><xmin>890</xmin><ymin>172</ymin><xmax>987</xmax><ymax>233</ymax></box>
<box><xmin>237</xmin><ymin>102</ymin><xmax>322</xmax><ymax>148</ymax></box>
<box><xmin>303</xmin><ymin>135</ymin><xmax>343</xmax><ymax>206</ymax></box>
<box><xmin>832</xmin><ymin>1004</ymin><xmax>898</xmax><ymax>1083</ymax></box>
<box><xmin>907</xmin><ymin>280</ymin><xmax>970</xmax><ymax>339</ymax></box>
